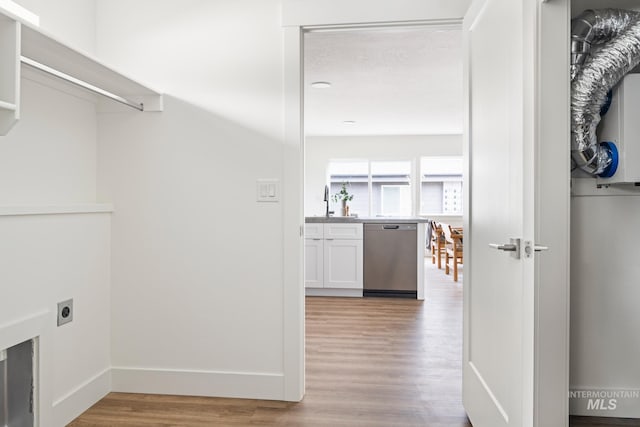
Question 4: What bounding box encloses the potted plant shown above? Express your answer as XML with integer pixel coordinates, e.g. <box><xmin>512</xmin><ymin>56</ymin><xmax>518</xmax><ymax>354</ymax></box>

<box><xmin>332</xmin><ymin>182</ymin><xmax>354</xmax><ymax>216</ymax></box>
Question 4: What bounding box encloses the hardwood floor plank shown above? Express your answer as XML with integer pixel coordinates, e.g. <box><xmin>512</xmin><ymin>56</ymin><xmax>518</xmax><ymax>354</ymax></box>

<box><xmin>570</xmin><ymin>416</ymin><xmax>640</xmax><ymax>426</ymax></box>
<box><xmin>69</xmin><ymin>262</ymin><xmax>470</xmax><ymax>426</ymax></box>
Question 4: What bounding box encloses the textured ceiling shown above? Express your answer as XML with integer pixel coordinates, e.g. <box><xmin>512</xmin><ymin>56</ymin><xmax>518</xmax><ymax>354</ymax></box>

<box><xmin>304</xmin><ymin>27</ymin><xmax>463</xmax><ymax>136</ymax></box>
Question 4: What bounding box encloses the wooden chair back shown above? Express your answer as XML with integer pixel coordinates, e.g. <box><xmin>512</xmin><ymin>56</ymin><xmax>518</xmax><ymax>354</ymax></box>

<box><xmin>442</xmin><ymin>224</ymin><xmax>463</xmax><ymax>282</ymax></box>
<box><xmin>430</xmin><ymin>221</ymin><xmax>445</xmax><ymax>269</ymax></box>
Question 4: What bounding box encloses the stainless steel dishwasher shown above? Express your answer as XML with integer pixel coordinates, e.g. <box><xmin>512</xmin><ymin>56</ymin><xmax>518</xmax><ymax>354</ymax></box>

<box><xmin>363</xmin><ymin>223</ymin><xmax>417</xmax><ymax>297</ymax></box>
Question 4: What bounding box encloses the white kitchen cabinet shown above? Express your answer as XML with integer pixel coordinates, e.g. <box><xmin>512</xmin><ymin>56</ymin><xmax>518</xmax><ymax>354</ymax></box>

<box><xmin>304</xmin><ymin>222</ymin><xmax>363</xmax><ymax>296</ymax></box>
<box><xmin>304</xmin><ymin>237</ymin><xmax>323</xmax><ymax>288</ymax></box>
<box><xmin>323</xmin><ymin>238</ymin><xmax>363</xmax><ymax>289</ymax></box>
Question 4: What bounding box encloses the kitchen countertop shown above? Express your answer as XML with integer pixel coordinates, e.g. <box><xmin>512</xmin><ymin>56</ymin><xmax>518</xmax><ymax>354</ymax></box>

<box><xmin>305</xmin><ymin>216</ymin><xmax>430</xmax><ymax>224</ymax></box>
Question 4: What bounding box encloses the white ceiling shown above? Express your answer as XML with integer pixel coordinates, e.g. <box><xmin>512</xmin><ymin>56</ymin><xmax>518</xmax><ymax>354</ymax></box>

<box><xmin>304</xmin><ymin>27</ymin><xmax>463</xmax><ymax>136</ymax></box>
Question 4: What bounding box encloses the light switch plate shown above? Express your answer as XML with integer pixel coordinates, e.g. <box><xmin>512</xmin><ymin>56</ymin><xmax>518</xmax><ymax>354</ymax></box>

<box><xmin>257</xmin><ymin>179</ymin><xmax>280</xmax><ymax>202</ymax></box>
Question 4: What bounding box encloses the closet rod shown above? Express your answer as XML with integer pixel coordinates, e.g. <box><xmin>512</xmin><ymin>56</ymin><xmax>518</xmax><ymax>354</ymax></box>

<box><xmin>20</xmin><ymin>56</ymin><xmax>144</xmax><ymax>111</ymax></box>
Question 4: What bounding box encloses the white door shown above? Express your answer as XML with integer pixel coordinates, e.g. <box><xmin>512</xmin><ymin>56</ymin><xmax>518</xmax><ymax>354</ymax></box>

<box><xmin>463</xmin><ymin>0</ymin><xmax>544</xmax><ymax>425</ymax></box>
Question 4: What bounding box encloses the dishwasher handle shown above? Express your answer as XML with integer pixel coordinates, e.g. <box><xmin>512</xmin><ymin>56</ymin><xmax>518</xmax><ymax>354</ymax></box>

<box><xmin>382</xmin><ymin>225</ymin><xmax>400</xmax><ymax>230</ymax></box>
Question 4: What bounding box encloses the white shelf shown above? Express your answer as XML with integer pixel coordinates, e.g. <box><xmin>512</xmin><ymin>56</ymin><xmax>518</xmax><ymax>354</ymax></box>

<box><xmin>0</xmin><ymin>204</ymin><xmax>114</xmax><ymax>217</ymax></box>
<box><xmin>0</xmin><ymin>4</ymin><xmax>163</xmax><ymax>126</ymax></box>
<box><xmin>0</xmin><ymin>15</ymin><xmax>19</xmax><ymax>134</ymax></box>
<box><xmin>20</xmin><ymin>25</ymin><xmax>163</xmax><ymax>110</ymax></box>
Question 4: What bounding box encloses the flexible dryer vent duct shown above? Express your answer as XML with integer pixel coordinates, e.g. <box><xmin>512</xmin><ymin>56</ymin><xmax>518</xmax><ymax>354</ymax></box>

<box><xmin>571</xmin><ymin>9</ymin><xmax>640</xmax><ymax>176</ymax></box>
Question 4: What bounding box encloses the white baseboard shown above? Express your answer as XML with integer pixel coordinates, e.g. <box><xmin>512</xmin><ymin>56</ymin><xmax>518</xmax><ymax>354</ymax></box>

<box><xmin>52</xmin><ymin>368</ymin><xmax>111</xmax><ymax>426</ymax></box>
<box><xmin>111</xmin><ymin>367</ymin><xmax>285</xmax><ymax>401</ymax></box>
<box><xmin>305</xmin><ymin>288</ymin><xmax>362</xmax><ymax>297</ymax></box>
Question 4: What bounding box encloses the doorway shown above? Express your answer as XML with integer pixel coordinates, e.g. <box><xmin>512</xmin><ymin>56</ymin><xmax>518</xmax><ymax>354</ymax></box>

<box><xmin>299</xmin><ymin>23</ymin><xmax>467</xmax><ymax>421</ymax></box>
<box><xmin>280</xmin><ymin>0</ymin><xmax>471</xmax><ymax>405</ymax></box>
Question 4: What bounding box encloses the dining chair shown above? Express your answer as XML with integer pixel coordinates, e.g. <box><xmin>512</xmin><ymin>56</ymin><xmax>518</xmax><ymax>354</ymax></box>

<box><xmin>443</xmin><ymin>224</ymin><xmax>463</xmax><ymax>282</ymax></box>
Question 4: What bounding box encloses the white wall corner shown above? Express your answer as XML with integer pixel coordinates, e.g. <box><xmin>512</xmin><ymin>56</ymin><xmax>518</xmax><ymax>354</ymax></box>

<box><xmin>52</xmin><ymin>368</ymin><xmax>111</xmax><ymax>426</ymax></box>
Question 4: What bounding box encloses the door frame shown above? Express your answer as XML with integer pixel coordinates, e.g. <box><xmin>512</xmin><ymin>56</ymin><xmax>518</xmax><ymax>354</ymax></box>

<box><xmin>281</xmin><ymin>4</ymin><xmax>569</xmax><ymax>419</ymax></box>
<box><xmin>281</xmin><ymin>0</ymin><xmax>472</xmax><ymax>402</ymax></box>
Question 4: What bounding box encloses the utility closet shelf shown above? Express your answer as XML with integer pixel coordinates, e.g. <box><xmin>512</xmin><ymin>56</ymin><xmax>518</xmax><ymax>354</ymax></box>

<box><xmin>0</xmin><ymin>4</ymin><xmax>163</xmax><ymax>138</ymax></box>
<box><xmin>20</xmin><ymin>25</ymin><xmax>163</xmax><ymax>110</ymax></box>
<box><xmin>0</xmin><ymin>204</ymin><xmax>114</xmax><ymax>217</ymax></box>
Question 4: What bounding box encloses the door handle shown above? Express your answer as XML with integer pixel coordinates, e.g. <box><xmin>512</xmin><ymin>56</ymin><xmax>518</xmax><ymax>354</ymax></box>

<box><xmin>523</xmin><ymin>241</ymin><xmax>549</xmax><ymax>258</ymax></box>
<box><xmin>489</xmin><ymin>238</ymin><xmax>521</xmax><ymax>259</ymax></box>
<box><xmin>488</xmin><ymin>243</ymin><xmax>518</xmax><ymax>251</ymax></box>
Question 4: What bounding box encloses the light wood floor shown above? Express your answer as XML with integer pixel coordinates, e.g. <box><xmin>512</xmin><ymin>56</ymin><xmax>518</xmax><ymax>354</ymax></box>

<box><xmin>69</xmin><ymin>262</ymin><xmax>470</xmax><ymax>426</ymax></box>
<box><xmin>570</xmin><ymin>417</ymin><xmax>640</xmax><ymax>426</ymax></box>
<box><xmin>69</xmin><ymin>262</ymin><xmax>635</xmax><ymax>426</ymax></box>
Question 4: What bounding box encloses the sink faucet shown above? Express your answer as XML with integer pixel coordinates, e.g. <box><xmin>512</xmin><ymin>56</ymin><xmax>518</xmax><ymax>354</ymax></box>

<box><xmin>324</xmin><ymin>185</ymin><xmax>330</xmax><ymax>217</ymax></box>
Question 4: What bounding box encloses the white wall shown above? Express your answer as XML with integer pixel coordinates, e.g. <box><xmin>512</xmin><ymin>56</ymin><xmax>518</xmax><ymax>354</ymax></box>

<box><xmin>14</xmin><ymin>0</ymin><xmax>96</xmax><ymax>54</ymax></box>
<box><xmin>0</xmin><ymin>2</ymin><xmax>111</xmax><ymax>425</ymax></box>
<box><xmin>0</xmin><ymin>213</ymin><xmax>111</xmax><ymax>426</ymax></box>
<box><xmin>95</xmin><ymin>0</ymin><xmax>282</xmax><ymax>142</ymax></box>
<box><xmin>305</xmin><ymin>134</ymin><xmax>463</xmax><ymax>224</ymax></box>
<box><xmin>570</xmin><ymin>187</ymin><xmax>640</xmax><ymax>418</ymax></box>
<box><xmin>0</xmin><ymin>77</ymin><xmax>97</xmax><ymax>204</ymax></box>
<box><xmin>95</xmin><ymin>0</ymin><xmax>287</xmax><ymax>399</ymax></box>
<box><xmin>568</xmin><ymin>0</ymin><xmax>640</xmax><ymax>419</ymax></box>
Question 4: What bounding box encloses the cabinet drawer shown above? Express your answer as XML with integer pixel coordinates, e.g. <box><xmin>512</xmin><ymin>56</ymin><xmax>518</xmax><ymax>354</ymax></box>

<box><xmin>304</xmin><ymin>223</ymin><xmax>324</xmax><ymax>239</ymax></box>
<box><xmin>324</xmin><ymin>223</ymin><xmax>363</xmax><ymax>240</ymax></box>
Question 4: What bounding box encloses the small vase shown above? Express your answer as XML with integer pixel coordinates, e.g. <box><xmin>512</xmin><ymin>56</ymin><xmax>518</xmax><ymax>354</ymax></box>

<box><xmin>341</xmin><ymin>200</ymin><xmax>348</xmax><ymax>216</ymax></box>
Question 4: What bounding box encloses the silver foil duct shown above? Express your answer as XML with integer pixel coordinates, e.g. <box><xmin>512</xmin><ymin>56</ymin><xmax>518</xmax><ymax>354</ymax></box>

<box><xmin>571</xmin><ymin>9</ymin><xmax>639</xmax><ymax>80</ymax></box>
<box><xmin>571</xmin><ymin>9</ymin><xmax>640</xmax><ymax>176</ymax></box>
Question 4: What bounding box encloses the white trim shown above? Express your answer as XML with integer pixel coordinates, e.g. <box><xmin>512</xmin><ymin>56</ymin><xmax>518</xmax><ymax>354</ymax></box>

<box><xmin>0</xmin><ymin>311</ymin><xmax>53</xmax><ymax>427</ymax></box>
<box><xmin>534</xmin><ymin>1</ymin><xmax>571</xmax><ymax>426</ymax></box>
<box><xmin>283</xmin><ymin>0</ymin><xmax>470</xmax><ymax>407</ymax></box>
<box><xmin>0</xmin><ymin>204</ymin><xmax>114</xmax><ymax>216</ymax></box>
<box><xmin>282</xmin><ymin>25</ymin><xmax>305</xmax><ymax>402</ymax></box>
<box><xmin>417</xmin><ymin>222</ymin><xmax>425</xmax><ymax>300</ymax></box>
<box><xmin>0</xmin><ymin>0</ymin><xmax>39</xmax><ymax>26</ymax></box>
<box><xmin>111</xmin><ymin>368</ymin><xmax>284</xmax><ymax>401</ymax></box>
<box><xmin>282</xmin><ymin>0</ymin><xmax>471</xmax><ymax>27</ymax></box>
<box><xmin>305</xmin><ymin>288</ymin><xmax>362</xmax><ymax>297</ymax></box>
<box><xmin>52</xmin><ymin>368</ymin><xmax>111</xmax><ymax>427</ymax></box>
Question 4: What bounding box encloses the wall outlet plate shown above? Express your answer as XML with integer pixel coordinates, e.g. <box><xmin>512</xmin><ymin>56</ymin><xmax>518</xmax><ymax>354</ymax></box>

<box><xmin>57</xmin><ymin>299</ymin><xmax>73</xmax><ymax>326</ymax></box>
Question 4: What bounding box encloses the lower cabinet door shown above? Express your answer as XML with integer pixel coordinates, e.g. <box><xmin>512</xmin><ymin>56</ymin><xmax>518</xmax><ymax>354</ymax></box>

<box><xmin>323</xmin><ymin>239</ymin><xmax>363</xmax><ymax>289</ymax></box>
<box><xmin>304</xmin><ymin>238</ymin><xmax>324</xmax><ymax>288</ymax></box>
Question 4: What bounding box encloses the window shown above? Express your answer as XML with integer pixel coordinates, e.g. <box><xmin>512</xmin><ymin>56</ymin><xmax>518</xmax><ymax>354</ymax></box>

<box><xmin>328</xmin><ymin>160</ymin><xmax>412</xmax><ymax>217</ymax></box>
<box><xmin>371</xmin><ymin>161</ymin><xmax>411</xmax><ymax>216</ymax></box>
<box><xmin>381</xmin><ymin>185</ymin><xmax>412</xmax><ymax>216</ymax></box>
<box><xmin>420</xmin><ymin>157</ymin><xmax>463</xmax><ymax>215</ymax></box>
<box><xmin>326</xmin><ymin>157</ymin><xmax>463</xmax><ymax>216</ymax></box>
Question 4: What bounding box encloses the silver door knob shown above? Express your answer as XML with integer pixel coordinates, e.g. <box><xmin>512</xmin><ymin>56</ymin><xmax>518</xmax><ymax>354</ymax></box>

<box><xmin>488</xmin><ymin>243</ymin><xmax>518</xmax><ymax>251</ymax></box>
<box><xmin>488</xmin><ymin>238</ymin><xmax>521</xmax><ymax>259</ymax></box>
